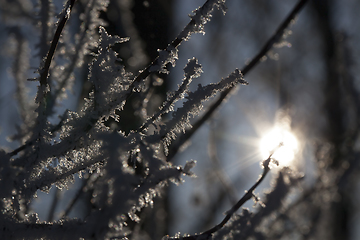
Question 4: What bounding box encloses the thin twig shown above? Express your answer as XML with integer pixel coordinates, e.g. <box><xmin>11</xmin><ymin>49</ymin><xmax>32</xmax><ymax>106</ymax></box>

<box><xmin>178</xmin><ymin>157</ymin><xmax>273</xmax><ymax>240</ymax></box>
<box><xmin>39</xmin><ymin>0</ymin><xmax>76</xmax><ymax>86</ymax></box>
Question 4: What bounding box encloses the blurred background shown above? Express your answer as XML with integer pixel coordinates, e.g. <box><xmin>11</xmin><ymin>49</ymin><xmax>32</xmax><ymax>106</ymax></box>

<box><xmin>171</xmin><ymin>1</ymin><xmax>360</xmax><ymax>239</ymax></box>
<box><xmin>1</xmin><ymin>0</ymin><xmax>360</xmax><ymax>239</ymax></box>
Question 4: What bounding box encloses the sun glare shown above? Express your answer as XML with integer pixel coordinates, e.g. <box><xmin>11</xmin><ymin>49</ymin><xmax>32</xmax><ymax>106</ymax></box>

<box><xmin>260</xmin><ymin>127</ymin><xmax>299</xmax><ymax>166</ymax></box>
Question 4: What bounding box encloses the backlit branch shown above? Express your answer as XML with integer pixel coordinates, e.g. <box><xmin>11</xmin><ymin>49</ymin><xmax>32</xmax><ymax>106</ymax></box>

<box><xmin>167</xmin><ymin>0</ymin><xmax>309</xmax><ymax>161</ymax></box>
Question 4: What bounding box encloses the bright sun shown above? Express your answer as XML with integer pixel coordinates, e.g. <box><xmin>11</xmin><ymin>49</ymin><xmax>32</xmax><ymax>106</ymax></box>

<box><xmin>259</xmin><ymin>127</ymin><xmax>299</xmax><ymax>166</ymax></box>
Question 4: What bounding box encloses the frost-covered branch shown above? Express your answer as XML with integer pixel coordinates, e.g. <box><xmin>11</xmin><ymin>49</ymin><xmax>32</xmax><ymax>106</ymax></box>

<box><xmin>167</xmin><ymin>0</ymin><xmax>309</xmax><ymax>161</ymax></box>
<box><xmin>139</xmin><ymin>57</ymin><xmax>203</xmax><ymax>132</ymax></box>
<box><xmin>8</xmin><ymin>0</ymin><xmax>226</xmax><ymax>158</ymax></box>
